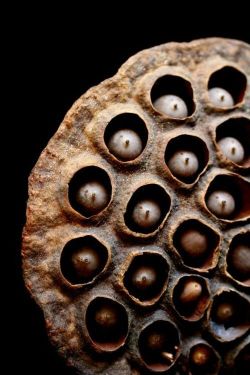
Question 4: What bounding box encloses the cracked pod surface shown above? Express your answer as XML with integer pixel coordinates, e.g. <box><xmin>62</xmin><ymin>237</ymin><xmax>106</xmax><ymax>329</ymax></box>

<box><xmin>22</xmin><ymin>38</ymin><xmax>250</xmax><ymax>375</ymax></box>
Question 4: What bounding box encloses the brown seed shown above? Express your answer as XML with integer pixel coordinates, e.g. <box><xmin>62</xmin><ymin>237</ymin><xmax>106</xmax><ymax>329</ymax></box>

<box><xmin>167</xmin><ymin>150</ymin><xmax>199</xmax><ymax>178</ymax></box>
<box><xmin>229</xmin><ymin>244</ymin><xmax>250</xmax><ymax>280</ymax></box>
<box><xmin>215</xmin><ymin>302</ymin><xmax>234</xmax><ymax>323</ymax></box>
<box><xmin>71</xmin><ymin>246</ymin><xmax>101</xmax><ymax>279</ymax></box>
<box><xmin>179</xmin><ymin>280</ymin><xmax>203</xmax><ymax>304</ymax></box>
<box><xmin>208</xmin><ymin>87</ymin><xmax>234</xmax><ymax>107</ymax></box>
<box><xmin>107</xmin><ymin>128</ymin><xmax>143</xmax><ymax>161</ymax></box>
<box><xmin>191</xmin><ymin>345</ymin><xmax>211</xmax><ymax>366</ymax></box>
<box><xmin>21</xmin><ymin>38</ymin><xmax>250</xmax><ymax>374</ymax></box>
<box><xmin>218</xmin><ymin>137</ymin><xmax>245</xmax><ymax>163</ymax></box>
<box><xmin>146</xmin><ymin>332</ymin><xmax>166</xmax><ymax>351</ymax></box>
<box><xmin>132</xmin><ymin>199</ymin><xmax>161</xmax><ymax>229</ymax></box>
<box><xmin>207</xmin><ymin>190</ymin><xmax>235</xmax><ymax>218</ymax></box>
<box><xmin>180</xmin><ymin>228</ymin><xmax>208</xmax><ymax>258</ymax></box>
<box><xmin>131</xmin><ymin>265</ymin><xmax>157</xmax><ymax>291</ymax></box>
<box><xmin>76</xmin><ymin>181</ymin><xmax>109</xmax><ymax>215</ymax></box>
<box><xmin>153</xmin><ymin>94</ymin><xmax>188</xmax><ymax>118</ymax></box>
<box><xmin>94</xmin><ymin>304</ymin><xmax>118</xmax><ymax>329</ymax></box>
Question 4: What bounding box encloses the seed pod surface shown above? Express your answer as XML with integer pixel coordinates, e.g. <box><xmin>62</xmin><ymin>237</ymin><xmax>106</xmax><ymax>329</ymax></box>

<box><xmin>22</xmin><ymin>38</ymin><xmax>250</xmax><ymax>374</ymax></box>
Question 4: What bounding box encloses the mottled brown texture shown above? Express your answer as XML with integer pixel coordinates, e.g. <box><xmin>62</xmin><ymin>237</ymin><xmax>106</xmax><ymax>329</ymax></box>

<box><xmin>22</xmin><ymin>38</ymin><xmax>250</xmax><ymax>374</ymax></box>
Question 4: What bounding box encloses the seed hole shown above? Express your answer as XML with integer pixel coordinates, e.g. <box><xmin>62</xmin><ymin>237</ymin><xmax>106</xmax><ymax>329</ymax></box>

<box><xmin>68</xmin><ymin>166</ymin><xmax>112</xmax><ymax>217</ymax></box>
<box><xmin>104</xmin><ymin>113</ymin><xmax>148</xmax><ymax>162</ymax></box>
<box><xmin>235</xmin><ymin>343</ymin><xmax>250</xmax><ymax>374</ymax></box>
<box><xmin>165</xmin><ymin>135</ymin><xmax>209</xmax><ymax>183</ymax></box>
<box><xmin>173</xmin><ymin>276</ymin><xmax>210</xmax><ymax>321</ymax></box>
<box><xmin>189</xmin><ymin>343</ymin><xmax>220</xmax><ymax>374</ymax></box>
<box><xmin>208</xmin><ymin>66</ymin><xmax>247</xmax><ymax>108</ymax></box>
<box><xmin>216</xmin><ymin>117</ymin><xmax>250</xmax><ymax>167</ymax></box>
<box><xmin>124</xmin><ymin>184</ymin><xmax>171</xmax><ymax>234</ymax></box>
<box><xmin>151</xmin><ymin>75</ymin><xmax>195</xmax><ymax>118</ymax></box>
<box><xmin>139</xmin><ymin>320</ymin><xmax>180</xmax><ymax>372</ymax></box>
<box><xmin>205</xmin><ymin>174</ymin><xmax>250</xmax><ymax>221</ymax></box>
<box><xmin>227</xmin><ymin>232</ymin><xmax>250</xmax><ymax>283</ymax></box>
<box><xmin>60</xmin><ymin>236</ymin><xmax>109</xmax><ymax>285</ymax></box>
<box><xmin>209</xmin><ymin>290</ymin><xmax>250</xmax><ymax>342</ymax></box>
<box><xmin>86</xmin><ymin>297</ymin><xmax>128</xmax><ymax>352</ymax></box>
<box><xmin>173</xmin><ymin>219</ymin><xmax>220</xmax><ymax>270</ymax></box>
<box><xmin>123</xmin><ymin>252</ymin><xmax>169</xmax><ymax>303</ymax></box>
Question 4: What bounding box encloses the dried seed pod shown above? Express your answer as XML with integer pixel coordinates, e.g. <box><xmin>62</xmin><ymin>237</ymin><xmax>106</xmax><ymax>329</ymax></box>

<box><xmin>224</xmin><ymin>336</ymin><xmax>250</xmax><ymax>373</ymax></box>
<box><xmin>22</xmin><ymin>38</ymin><xmax>250</xmax><ymax>374</ymax></box>
<box><xmin>151</xmin><ymin>74</ymin><xmax>195</xmax><ymax>119</ymax></box>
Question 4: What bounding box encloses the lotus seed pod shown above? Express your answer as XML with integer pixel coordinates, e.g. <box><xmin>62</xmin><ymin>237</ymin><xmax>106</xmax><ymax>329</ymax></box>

<box><xmin>22</xmin><ymin>38</ymin><xmax>250</xmax><ymax>374</ymax></box>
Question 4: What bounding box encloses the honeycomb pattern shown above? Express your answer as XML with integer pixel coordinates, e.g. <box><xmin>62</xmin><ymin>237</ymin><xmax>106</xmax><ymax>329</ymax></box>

<box><xmin>22</xmin><ymin>38</ymin><xmax>250</xmax><ymax>374</ymax></box>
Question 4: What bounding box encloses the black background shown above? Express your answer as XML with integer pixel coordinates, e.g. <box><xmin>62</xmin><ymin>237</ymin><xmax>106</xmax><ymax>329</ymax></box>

<box><xmin>6</xmin><ymin>6</ymin><xmax>249</xmax><ymax>375</ymax></box>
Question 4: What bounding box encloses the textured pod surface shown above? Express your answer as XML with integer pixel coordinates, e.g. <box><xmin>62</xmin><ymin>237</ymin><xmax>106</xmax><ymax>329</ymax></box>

<box><xmin>22</xmin><ymin>38</ymin><xmax>250</xmax><ymax>374</ymax></box>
